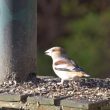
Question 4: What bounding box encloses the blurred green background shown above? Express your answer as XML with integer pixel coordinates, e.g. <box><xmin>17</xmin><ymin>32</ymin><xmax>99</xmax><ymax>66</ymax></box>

<box><xmin>37</xmin><ymin>0</ymin><xmax>110</xmax><ymax>78</ymax></box>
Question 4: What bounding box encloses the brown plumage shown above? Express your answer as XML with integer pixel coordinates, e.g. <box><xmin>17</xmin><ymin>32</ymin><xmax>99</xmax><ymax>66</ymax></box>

<box><xmin>45</xmin><ymin>46</ymin><xmax>90</xmax><ymax>84</ymax></box>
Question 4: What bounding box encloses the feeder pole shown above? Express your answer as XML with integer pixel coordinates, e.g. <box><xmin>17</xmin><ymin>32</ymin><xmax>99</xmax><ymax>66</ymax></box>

<box><xmin>0</xmin><ymin>0</ymin><xmax>37</xmax><ymax>83</ymax></box>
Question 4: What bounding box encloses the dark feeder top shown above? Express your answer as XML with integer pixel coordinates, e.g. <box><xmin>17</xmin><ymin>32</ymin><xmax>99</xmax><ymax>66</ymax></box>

<box><xmin>0</xmin><ymin>76</ymin><xmax>110</xmax><ymax>104</ymax></box>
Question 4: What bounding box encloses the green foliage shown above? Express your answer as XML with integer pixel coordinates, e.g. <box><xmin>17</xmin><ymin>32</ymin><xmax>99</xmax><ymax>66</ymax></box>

<box><xmin>38</xmin><ymin>1</ymin><xmax>110</xmax><ymax>78</ymax></box>
<box><xmin>58</xmin><ymin>12</ymin><xmax>110</xmax><ymax>77</ymax></box>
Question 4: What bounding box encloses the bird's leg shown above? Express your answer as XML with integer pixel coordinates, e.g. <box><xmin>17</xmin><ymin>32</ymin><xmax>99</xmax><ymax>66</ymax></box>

<box><xmin>74</xmin><ymin>77</ymin><xmax>80</xmax><ymax>87</ymax></box>
<box><xmin>57</xmin><ymin>79</ymin><xmax>64</xmax><ymax>85</ymax></box>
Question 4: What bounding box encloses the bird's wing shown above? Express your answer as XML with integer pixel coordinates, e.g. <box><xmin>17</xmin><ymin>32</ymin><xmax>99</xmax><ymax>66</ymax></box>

<box><xmin>54</xmin><ymin>58</ymin><xmax>83</xmax><ymax>72</ymax></box>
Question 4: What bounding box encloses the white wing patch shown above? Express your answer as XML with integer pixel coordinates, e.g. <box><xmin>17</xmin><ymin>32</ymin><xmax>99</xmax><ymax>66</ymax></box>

<box><xmin>54</xmin><ymin>58</ymin><xmax>76</xmax><ymax>71</ymax></box>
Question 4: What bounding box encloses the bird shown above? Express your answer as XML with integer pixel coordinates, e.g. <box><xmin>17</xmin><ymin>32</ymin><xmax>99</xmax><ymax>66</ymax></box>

<box><xmin>45</xmin><ymin>46</ymin><xmax>90</xmax><ymax>84</ymax></box>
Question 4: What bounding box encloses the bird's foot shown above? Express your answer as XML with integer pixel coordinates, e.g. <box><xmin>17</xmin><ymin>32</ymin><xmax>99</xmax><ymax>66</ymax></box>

<box><xmin>57</xmin><ymin>80</ymin><xmax>64</xmax><ymax>85</ymax></box>
<box><xmin>57</xmin><ymin>82</ymin><xmax>63</xmax><ymax>85</ymax></box>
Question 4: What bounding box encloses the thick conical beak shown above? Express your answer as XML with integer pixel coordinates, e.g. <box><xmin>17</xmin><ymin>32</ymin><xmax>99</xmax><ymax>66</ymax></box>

<box><xmin>44</xmin><ymin>50</ymin><xmax>50</xmax><ymax>55</ymax></box>
<box><xmin>44</xmin><ymin>51</ymin><xmax>48</xmax><ymax>55</ymax></box>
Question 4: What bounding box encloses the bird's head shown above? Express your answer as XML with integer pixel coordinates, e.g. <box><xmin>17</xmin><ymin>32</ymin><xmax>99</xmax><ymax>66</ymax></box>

<box><xmin>45</xmin><ymin>46</ymin><xmax>65</xmax><ymax>59</ymax></box>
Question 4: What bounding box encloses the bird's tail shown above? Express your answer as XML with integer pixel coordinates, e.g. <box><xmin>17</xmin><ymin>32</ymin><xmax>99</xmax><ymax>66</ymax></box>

<box><xmin>76</xmin><ymin>72</ymin><xmax>90</xmax><ymax>77</ymax></box>
<box><xmin>83</xmin><ymin>73</ymin><xmax>90</xmax><ymax>77</ymax></box>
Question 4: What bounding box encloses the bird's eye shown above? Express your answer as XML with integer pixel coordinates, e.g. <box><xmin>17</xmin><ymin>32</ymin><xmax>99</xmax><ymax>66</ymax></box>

<box><xmin>52</xmin><ymin>49</ymin><xmax>55</xmax><ymax>52</ymax></box>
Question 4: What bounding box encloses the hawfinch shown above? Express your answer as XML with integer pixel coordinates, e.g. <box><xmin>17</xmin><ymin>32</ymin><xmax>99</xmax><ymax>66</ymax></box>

<box><xmin>45</xmin><ymin>46</ymin><xmax>90</xmax><ymax>84</ymax></box>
